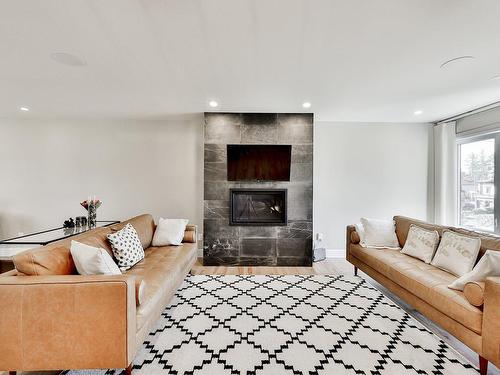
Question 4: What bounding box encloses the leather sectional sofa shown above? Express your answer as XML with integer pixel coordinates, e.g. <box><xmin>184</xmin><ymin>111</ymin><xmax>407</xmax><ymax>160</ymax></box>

<box><xmin>347</xmin><ymin>216</ymin><xmax>500</xmax><ymax>375</ymax></box>
<box><xmin>0</xmin><ymin>214</ymin><xmax>197</xmax><ymax>374</ymax></box>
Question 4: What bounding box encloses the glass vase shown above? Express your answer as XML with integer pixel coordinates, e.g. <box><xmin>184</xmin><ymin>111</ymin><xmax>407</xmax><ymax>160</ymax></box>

<box><xmin>88</xmin><ymin>203</ymin><xmax>97</xmax><ymax>229</ymax></box>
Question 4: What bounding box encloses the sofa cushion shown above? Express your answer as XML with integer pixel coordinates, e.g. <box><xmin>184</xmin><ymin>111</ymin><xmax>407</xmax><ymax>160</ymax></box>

<box><xmin>13</xmin><ymin>246</ymin><xmax>75</xmax><ymax>276</ymax></box>
<box><xmin>107</xmin><ymin>223</ymin><xmax>145</xmax><ymax>271</ymax></box>
<box><xmin>401</xmin><ymin>224</ymin><xmax>440</xmax><ymax>264</ymax></box>
<box><xmin>393</xmin><ymin>215</ymin><xmax>500</xmax><ymax>261</ymax></box>
<box><xmin>125</xmin><ymin>243</ymin><xmax>197</xmax><ymax>332</ymax></box>
<box><xmin>449</xmin><ymin>250</ymin><xmax>500</xmax><ymax>291</ymax></box>
<box><xmin>431</xmin><ymin>231</ymin><xmax>481</xmax><ymax>277</ymax></box>
<box><xmin>359</xmin><ymin>218</ymin><xmax>400</xmax><ymax>248</ymax></box>
<box><xmin>350</xmin><ymin>244</ymin><xmax>483</xmax><ymax>334</ymax></box>
<box><xmin>464</xmin><ymin>281</ymin><xmax>485</xmax><ymax>307</ymax></box>
<box><xmin>152</xmin><ymin>218</ymin><xmax>188</xmax><ymax>246</ymax></box>
<box><xmin>110</xmin><ymin>214</ymin><xmax>155</xmax><ymax>249</ymax></box>
<box><xmin>70</xmin><ymin>240</ymin><xmax>121</xmax><ymax>276</ymax></box>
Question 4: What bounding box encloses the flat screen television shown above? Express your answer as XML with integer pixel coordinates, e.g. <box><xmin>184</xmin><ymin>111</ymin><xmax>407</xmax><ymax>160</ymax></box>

<box><xmin>227</xmin><ymin>144</ymin><xmax>292</xmax><ymax>181</ymax></box>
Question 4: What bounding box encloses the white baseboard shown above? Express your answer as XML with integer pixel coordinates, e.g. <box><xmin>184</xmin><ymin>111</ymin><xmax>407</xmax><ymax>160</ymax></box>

<box><xmin>325</xmin><ymin>249</ymin><xmax>346</xmax><ymax>258</ymax></box>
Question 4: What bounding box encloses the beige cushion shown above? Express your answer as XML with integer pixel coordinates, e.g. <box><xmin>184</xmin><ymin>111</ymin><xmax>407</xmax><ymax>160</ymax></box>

<box><xmin>359</xmin><ymin>218</ymin><xmax>400</xmax><ymax>248</ymax></box>
<box><xmin>401</xmin><ymin>224</ymin><xmax>439</xmax><ymax>263</ymax></box>
<box><xmin>152</xmin><ymin>218</ymin><xmax>189</xmax><ymax>246</ymax></box>
<box><xmin>449</xmin><ymin>250</ymin><xmax>500</xmax><ymax>290</ymax></box>
<box><xmin>464</xmin><ymin>281</ymin><xmax>485</xmax><ymax>307</ymax></box>
<box><xmin>431</xmin><ymin>230</ymin><xmax>481</xmax><ymax>276</ymax></box>
<box><xmin>70</xmin><ymin>241</ymin><xmax>121</xmax><ymax>276</ymax></box>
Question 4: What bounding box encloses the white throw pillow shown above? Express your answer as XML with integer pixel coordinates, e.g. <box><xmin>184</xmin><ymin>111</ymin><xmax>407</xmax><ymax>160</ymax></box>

<box><xmin>359</xmin><ymin>218</ymin><xmax>400</xmax><ymax>249</ymax></box>
<box><xmin>107</xmin><ymin>223</ymin><xmax>145</xmax><ymax>271</ymax></box>
<box><xmin>430</xmin><ymin>231</ymin><xmax>481</xmax><ymax>276</ymax></box>
<box><xmin>401</xmin><ymin>224</ymin><xmax>440</xmax><ymax>263</ymax></box>
<box><xmin>152</xmin><ymin>218</ymin><xmax>189</xmax><ymax>246</ymax></box>
<box><xmin>448</xmin><ymin>250</ymin><xmax>500</xmax><ymax>290</ymax></box>
<box><xmin>70</xmin><ymin>240</ymin><xmax>121</xmax><ymax>275</ymax></box>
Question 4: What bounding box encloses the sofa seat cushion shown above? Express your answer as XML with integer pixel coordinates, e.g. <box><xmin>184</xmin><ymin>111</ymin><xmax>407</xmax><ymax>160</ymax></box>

<box><xmin>125</xmin><ymin>243</ymin><xmax>197</xmax><ymax>332</ymax></box>
<box><xmin>350</xmin><ymin>244</ymin><xmax>483</xmax><ymax>334</ymax></box>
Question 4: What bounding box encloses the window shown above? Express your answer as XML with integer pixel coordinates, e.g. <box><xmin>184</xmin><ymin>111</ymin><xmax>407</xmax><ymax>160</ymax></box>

<box><xmin>459</xmin><ymin>136</ymin><xmax>496</xmax><ymax>232</ymax></box>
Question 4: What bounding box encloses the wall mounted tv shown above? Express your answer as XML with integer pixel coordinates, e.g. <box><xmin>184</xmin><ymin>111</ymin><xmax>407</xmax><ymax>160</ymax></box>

<box><xmin>227</xmin><ymin>144</ymin><xmax>292</xmax><ymax>181</ymax></box>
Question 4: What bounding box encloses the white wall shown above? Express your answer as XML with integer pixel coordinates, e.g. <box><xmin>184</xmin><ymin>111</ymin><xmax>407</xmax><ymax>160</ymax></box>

<box><xmin>1</xmin><ymin>116</ymin><xmax>433</xmax><ymax>255</ymax></box>
<box><xmin>314</xmin><ymin>122</ymin><xmax>433</xmax><ymax>252</ymax></box>
<box><xmin>0</xmin><ymin>114</ymin><xmax>204</xmax><ymax>239</ymax></box>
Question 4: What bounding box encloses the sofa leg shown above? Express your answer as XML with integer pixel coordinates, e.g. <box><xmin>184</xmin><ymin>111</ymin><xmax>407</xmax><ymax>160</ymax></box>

<box><xmin>479</xmin><ymin>355</ymin><xmax>488</xmax><ymax>375</ymax></box>
<box><xmin>354</xmin><ymin>266</ymin><xmax>358</xmax><ymax>276</ymax></box>
<box><xmin>125</xmin><ymin>364</ymin><xmax>133</xmax><ymax>375</ymax></box>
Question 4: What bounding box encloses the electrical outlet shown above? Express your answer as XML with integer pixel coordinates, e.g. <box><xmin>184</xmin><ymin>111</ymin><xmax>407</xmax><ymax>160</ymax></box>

<box><xmin>316</xmin><ymin>233</ymin><xmax>323</xmax><ymax>241</ymax></box>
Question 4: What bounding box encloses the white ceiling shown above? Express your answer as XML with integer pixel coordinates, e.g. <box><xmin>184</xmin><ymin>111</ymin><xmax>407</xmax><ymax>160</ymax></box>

<box><xmin>1</xmin><ymin>0</ymin><xmax>500</xmax><ymax>122</ymax></box>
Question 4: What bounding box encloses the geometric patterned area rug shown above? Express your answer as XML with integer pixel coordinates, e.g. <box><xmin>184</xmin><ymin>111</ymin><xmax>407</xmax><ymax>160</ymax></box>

<box><xmin>64</xmin><ymin>275</ymin><xmax>478</xmax><ymax>375</ymax></box>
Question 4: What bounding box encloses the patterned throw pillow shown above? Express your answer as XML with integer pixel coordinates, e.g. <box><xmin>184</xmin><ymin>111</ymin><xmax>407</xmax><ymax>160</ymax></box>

<box><xmin>430</xmin><ymin>230</ymin><xmax>481</xmax><ymax>276</ymax></box>
<box><xmin>401</xmin><ymin>224</ymin><xmax>440</xmax><ymax>263</ymax></box>
<box><xmin>107</xmin><ymin>223</ymin><xmax>145</xmax><ymax>271</ymax></box>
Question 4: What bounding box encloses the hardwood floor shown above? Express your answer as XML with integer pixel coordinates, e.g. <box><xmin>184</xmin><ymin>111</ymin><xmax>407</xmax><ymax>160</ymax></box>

<box><xmin>190</xmin><ymin>257</ymin><xmax>351</xmax><ymax>275</ymax></box>
<box><xmin>3</xmin><ymin>258</ymin><xmax>498</xmax><ymax>375</ymax></box>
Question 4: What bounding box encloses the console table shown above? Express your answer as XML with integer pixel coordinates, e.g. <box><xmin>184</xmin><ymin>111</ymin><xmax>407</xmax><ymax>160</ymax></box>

<box><xmin>0</xmin><ymin>221</ymin><xmax>119</xmax><ymax>272</ymax></box>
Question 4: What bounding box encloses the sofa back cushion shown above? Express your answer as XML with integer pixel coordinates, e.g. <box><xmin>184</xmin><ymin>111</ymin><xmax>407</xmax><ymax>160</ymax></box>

<box><xmin>13</xmin><ymin>246</ymin><xmax>75</xmax><ymax>275</ymax></box>
<box><xmin>77</xmin><ymin>228</ymin><xmax>115</xmax><ymax>258</ymax></box>
<box><xmin>394</xmin><ymin>216</ymin><xmax>500</xmax><ymax>262</ymax></box>
<box><xmin>109</xmin><ymin>214</ymin><xmax>155</xmax><ymax>249</ymax></box>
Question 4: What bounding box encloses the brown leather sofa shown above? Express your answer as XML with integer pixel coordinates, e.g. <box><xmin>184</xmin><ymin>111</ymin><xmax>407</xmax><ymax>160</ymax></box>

<box><xmin>347</xmin><ymin>216</ymin><xmax>500</xmax><ymax>375</ymax></box>
<box><xmin>0</xmin><ymin>214</ymin><xmax>197</xmax><ymax>374</ymax></box>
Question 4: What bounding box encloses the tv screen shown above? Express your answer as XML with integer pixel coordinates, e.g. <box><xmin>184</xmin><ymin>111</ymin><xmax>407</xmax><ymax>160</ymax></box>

<box><xmin>227</xmin><ymin>145</ymin><xmax>292</xmax><ymax>181</ymax></box>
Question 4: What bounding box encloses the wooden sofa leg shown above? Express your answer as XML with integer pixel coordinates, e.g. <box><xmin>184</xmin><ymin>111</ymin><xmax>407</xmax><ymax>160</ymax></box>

<box><xmin>125</xmin><ymin>364</ymin><xmax>133</xmax><ymax>375</ymax></box>
<box><xmin>354</xmin><ymin>266</ymin><xmax>358</xmax><ymax>276</ymax></box>
<box><xmin>479</xmin><ymin>355</ymin><xmax>488</xmax><ymax>375</ymax></box>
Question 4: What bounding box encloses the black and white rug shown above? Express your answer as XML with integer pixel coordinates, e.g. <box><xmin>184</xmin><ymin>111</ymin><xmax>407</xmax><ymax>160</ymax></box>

<box><xmin>65</xmin><ymin>275</ymin><xmax>478</xmax><ymax>374</ymax></box>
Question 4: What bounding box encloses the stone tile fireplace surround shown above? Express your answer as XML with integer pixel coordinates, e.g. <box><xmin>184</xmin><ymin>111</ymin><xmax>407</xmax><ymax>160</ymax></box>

<box><xmin>203</xmin><ymin>113</ymin><xmax>313</xmax><ymax>266</ymax></box>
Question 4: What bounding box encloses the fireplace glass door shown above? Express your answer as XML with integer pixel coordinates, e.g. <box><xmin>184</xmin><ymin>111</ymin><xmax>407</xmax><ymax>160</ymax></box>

<box><xmin>230</xmin><ymin>189</ymin><xmax>287</xmax><ymax>226</ymax></box>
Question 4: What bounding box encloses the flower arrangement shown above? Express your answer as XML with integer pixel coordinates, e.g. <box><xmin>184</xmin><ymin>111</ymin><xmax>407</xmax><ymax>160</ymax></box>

<box><xmin>80</xmin><ymin>197</ymin><xmax>102</xmax><ymax>211</ymax></box>
<box><xmin>81</xmin><ymin>196</ymin><xmax>102</xmax><ymax>228</ymax></box>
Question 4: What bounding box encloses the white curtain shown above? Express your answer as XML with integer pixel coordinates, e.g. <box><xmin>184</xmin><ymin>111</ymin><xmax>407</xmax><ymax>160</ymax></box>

<box><xmin>434</xmin><ymin>121</ymin><xmax>457</xmax><ymax>225</ymax></box>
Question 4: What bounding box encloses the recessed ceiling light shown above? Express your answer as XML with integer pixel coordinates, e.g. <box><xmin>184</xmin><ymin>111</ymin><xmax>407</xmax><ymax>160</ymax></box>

<box><xmin>440</xmin><ymin>55</ymin><xmax>475</xmax><ymax>69</ymax></box>
<box><xmin>414</xmin><ymin>110</ymin><xmax>423</xmax><ymax>115</ymax></box>
<box><xmin>302</xmin><ymin>102</ymin><xmax>311</xmax><ymax>109</ymax></box>
<box><xmin>208</xmin><ymin>100</ymin><xmax>218</xmax><ymax>108</ymax></box>
<box><xmin>50</xmin><ymin>52</ymin><xmax>87</xmax><ymax>67</ymax></box>
<box><xmin>19</xmin><ymin>106</ymin><xmax>30</xmax><ymax>112</ymax></box>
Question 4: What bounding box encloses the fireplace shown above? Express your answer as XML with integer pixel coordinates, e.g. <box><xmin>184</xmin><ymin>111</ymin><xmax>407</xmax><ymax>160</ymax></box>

<box><xmin>230</xmin><ymin>189</ymin><xmax>287</xmax><ymax>226</ymax></box>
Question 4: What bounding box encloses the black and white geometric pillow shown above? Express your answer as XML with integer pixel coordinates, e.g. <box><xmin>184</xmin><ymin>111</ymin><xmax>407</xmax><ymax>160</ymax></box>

<box><xmin>107</xmin><ymin>223</ymin><xmax>145</xmax><ymax>271</ymax></box>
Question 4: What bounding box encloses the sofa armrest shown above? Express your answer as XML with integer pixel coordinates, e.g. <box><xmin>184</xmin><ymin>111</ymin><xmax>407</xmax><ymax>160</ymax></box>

<box><xmin>0</xmin><ymin>274</ymin><xmax>136</xmax><ymax>371</ymax></box>
<box><xmin>483</xmin><ymin>276</ymin><xmax>500</xmax><ymax>367</ymax></box>
<box><xmin>346</xmin><ymin>225</ymin><xmax>358</xmax><ymax>259</ymax></box>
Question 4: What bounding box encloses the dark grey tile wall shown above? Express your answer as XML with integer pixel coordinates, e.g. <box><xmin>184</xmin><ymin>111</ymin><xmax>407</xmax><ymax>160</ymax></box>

<box><xmin>203</xmin><ymin>113</ymin><xmax>313</xmax><ymax>266</ymax></box>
